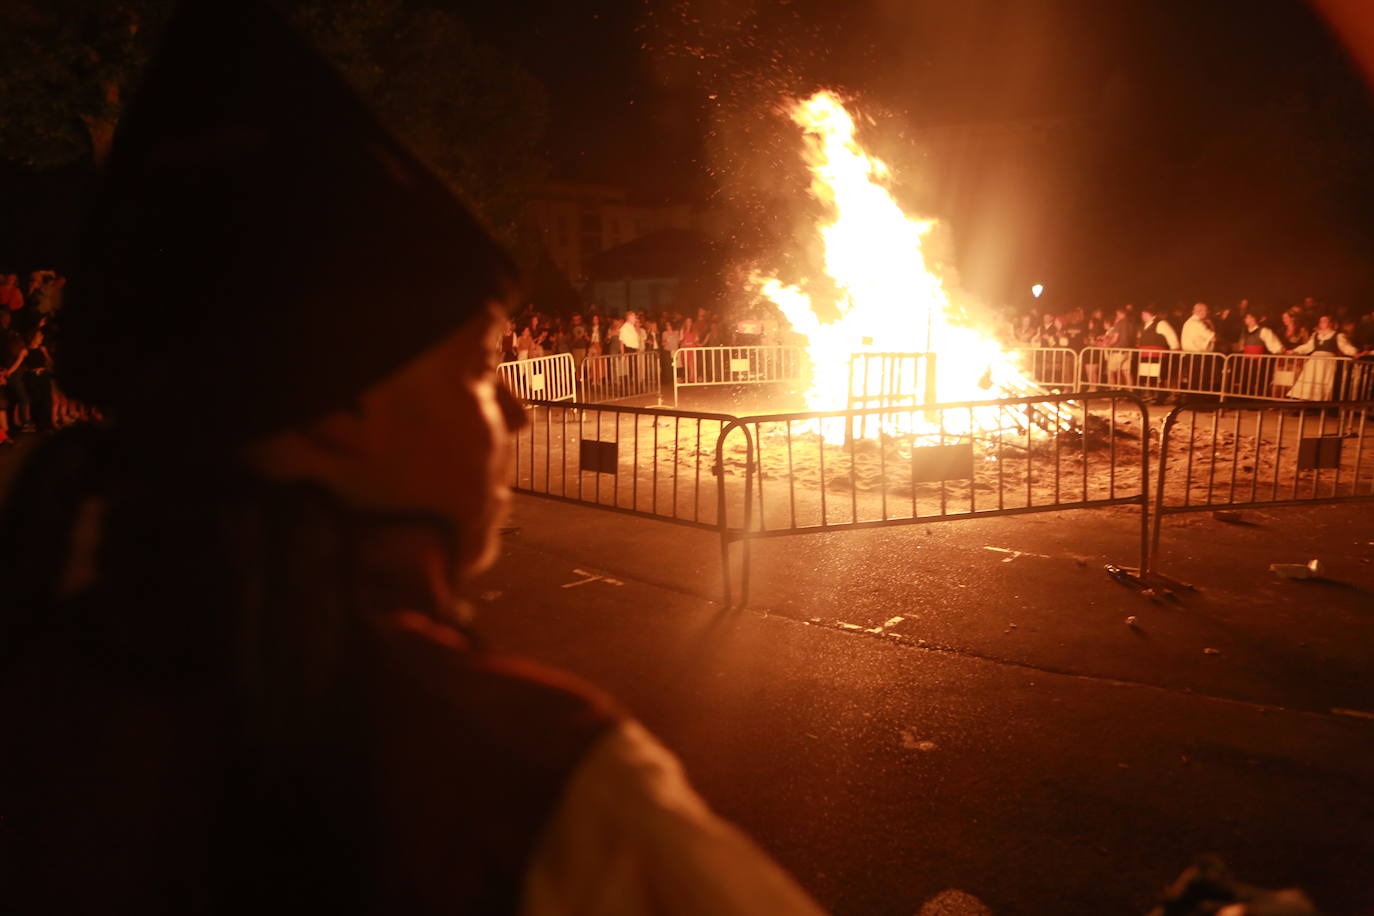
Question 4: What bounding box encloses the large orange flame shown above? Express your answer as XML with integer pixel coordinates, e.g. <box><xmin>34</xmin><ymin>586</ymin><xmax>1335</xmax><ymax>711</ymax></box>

<box><xmin>753</xmin><ymin>91</ymin><xmax>1039</xmax><ymax>435</ymax></box>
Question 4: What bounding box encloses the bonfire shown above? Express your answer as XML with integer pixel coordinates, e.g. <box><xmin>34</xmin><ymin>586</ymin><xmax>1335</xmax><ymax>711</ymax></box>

<box><xmin>749</xmin><ymin>90</ymin><xmax>1075</xmax><ymax>442</ymax></box>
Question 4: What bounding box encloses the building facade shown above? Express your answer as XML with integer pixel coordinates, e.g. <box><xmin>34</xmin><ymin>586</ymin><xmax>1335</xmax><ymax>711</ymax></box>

<box><xmin>525</xmin><ymin>180</ymin><xmax>705</xmax><ymax>289</ymax></box>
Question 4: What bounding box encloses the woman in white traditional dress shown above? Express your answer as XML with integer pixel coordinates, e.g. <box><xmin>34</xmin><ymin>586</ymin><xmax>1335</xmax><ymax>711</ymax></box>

<box><xmin>1287</xmin><ymin>315</ymin><xmax>1359</xmax><ymax>400</ymax></box>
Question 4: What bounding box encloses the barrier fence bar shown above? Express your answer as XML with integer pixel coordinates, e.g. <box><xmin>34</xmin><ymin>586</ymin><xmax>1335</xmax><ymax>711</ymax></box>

<box><xmin>1225</xmin><ymin>352</ymin><xmax>1372</xmax><ymax>403</ymax></box>
<box><xmin>714</xmin><ymin>391</ymin><xmax>1151</xmax><ymax>607</ymax></box>
<box><xmin>1009</xmin><ymin>347</ymin><xmax>1080</xmax><ymax>392</ymax></box>
<box><xmin>846</xmin><ymin>352</ymin><xmax>938</xmax><ymax>439</ymax></box>
<box><xmin>578</xmin><ymin>350</ymin><xmax>665</xmax><ymax>404</ymax></box>
<box><xmin>507</xmin><ymin>382</ymin><xmax>1374</xmax><ymax>606</ymax></box>
<box><xmin>498</xmin><ymin>353</ymin><xmax>577</xmax><ymax>403</ymax></box>
<box><xmin>1078</xmin><ymin>347</ymin><xmax>1374</xmax><ymax>404</ymax></box>
<box><xmin>510</xmin><ymin>398</ymin><xmax>739</xmax><ymax>533</ymax></box>
<box><xmin>1078</xmin><ymin>347</ymin><xmax>1228</xmax><ymax>400</ymax></box>
<box><xmin>846</xmin><ymin>352</ymin><xmax>938</xmax><ymax>410</ymax></box>
<box><xmin>1224</xmin><ymin>352</ymin><xmax>1314</xmax><ymax>401</ymax></box>
<box><xmin>672</xmin><ymin>345</ymin><xmax>807</xmax><ymax>405</ymax></box>
<box><xmin>1149</xmin><ymin>400</ymin><xmax>1374</xmax><ymax>574</ymax></box>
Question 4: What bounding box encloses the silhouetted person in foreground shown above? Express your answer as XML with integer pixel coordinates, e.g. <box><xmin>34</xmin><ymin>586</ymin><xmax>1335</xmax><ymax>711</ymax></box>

<box><xmin>0</xmin><ymin>3</ymin><xmax>822</xmax><ymax>913</ymax></box>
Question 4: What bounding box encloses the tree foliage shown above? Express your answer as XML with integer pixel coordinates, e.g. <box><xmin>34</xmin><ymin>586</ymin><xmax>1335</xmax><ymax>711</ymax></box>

<box><xmin>289</xmin><ymin>0</ymin><xmax>549</xmax><ymax>244</ymax></box>
<box><xmin>0</xmin><ymin>0</ymin><xmax>548</xmax><ymax>249</ymax></box>
<box><xmin>0</xmin><ymin>0</ymin><xmax>170</xmax><ymax>168</ymax></box>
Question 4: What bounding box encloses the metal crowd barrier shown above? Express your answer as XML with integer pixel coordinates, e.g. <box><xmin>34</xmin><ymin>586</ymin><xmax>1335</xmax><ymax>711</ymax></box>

<box><xmin>1225</xmin><ymin>352</ymin><xmax>1371</xmax><ymax>402</ymax></box>
<box><xmin>498</xmin><ymin>353</ymin><xmax>577</xmax><ymax>403</ymax></box>
<box><xmin>510</xmin><ymin>398</ymin><xmax>739</xmax><ymax>532</ymax></box>
<box><xmin>846</xmin><ymin>351</ymin><xmax>938</xmax><ymax>440</ymax></box>
<box><xmin>671</xmin><ymin>345</ymin><xmax>806</xmax><ymax>405</ymax></box>
<box><xmin>507</xmin><ymin>382</ymin><xmax>1374</xmax><ymax>605</ymax></box>
<box><xmin>1078</xmin><ymin>347</ymin><xmax>1227</xmax><ymax>399</ymax></box>
<box><xmin>1223</xmin><ymin>352</ymin><xmax>1310</xmax><ymax>400</ymax></box>
<box><xmin>578</xmin><ymin>350</ymin><xmax>664</xmax><ymax>404</ymax></box>
<box><xmin>1077</xmin><ymin>347</ymin><xmax>1374</xmax><ymax>404</ymax></box>
<box><xmin>1149</xmin><ymin>400</ymin><xmax>1374</xmax><ymax>573</ymax></box>
<box><xmin>1009</xmin><ymin>347</ymin><xmax>1080</xmax><ymax>391</ymax></box>
<box><xmin>715</xmin><ymin>391</ymin><xmax>1151</xmax><ymax>607</ymax></box>
<box><xmin>846</xmin><ymin>352</ymin><xmax>937</xmax><ymax>410</ymax></box>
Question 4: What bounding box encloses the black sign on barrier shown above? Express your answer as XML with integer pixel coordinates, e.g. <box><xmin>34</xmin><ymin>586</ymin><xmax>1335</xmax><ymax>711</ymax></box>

<box><xmin>580</xmin><ymin>439</ymin><xmax>619</xmax><ymax>474</ymax></box>
<box><xmin>1298</xmin><ymin>435</ymin><xmax>1343</xmax><ymax>470</ymax></box>
<box><xmin>911</xmin><ymin>443</ymin><xmax>974</xmax><ymax>482</ymax></box>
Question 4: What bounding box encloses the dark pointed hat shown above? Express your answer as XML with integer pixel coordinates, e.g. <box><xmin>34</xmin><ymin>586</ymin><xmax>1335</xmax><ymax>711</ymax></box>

<box><xmin>62</xmin><ymin>0</ymin><xmax>519</xmax><ymax>443</ymax></box>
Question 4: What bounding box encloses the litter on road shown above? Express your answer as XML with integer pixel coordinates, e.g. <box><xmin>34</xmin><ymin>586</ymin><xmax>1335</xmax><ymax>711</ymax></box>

<box><xmin>1269</xmin><ymin>559</ymin><xmax>1325</xmax><ymax>579</ymax></box>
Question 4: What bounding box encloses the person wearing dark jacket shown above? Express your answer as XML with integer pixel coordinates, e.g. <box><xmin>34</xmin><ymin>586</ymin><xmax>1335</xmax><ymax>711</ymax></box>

<box><xmin>0</xmin><ymin>4</ymin><xmax>821</xmax><ymax>914</ymax></box>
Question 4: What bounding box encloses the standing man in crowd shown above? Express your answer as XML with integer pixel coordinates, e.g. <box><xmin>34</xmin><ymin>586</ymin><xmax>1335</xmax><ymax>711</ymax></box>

<box><xmin>1233</xmin><ymin>312</ymin><xmax>1285</xmax><ymax>396</ymax></box>
<box><xmin>0</xmin><ymin>3</ymin><xmax>824</xmax><ymax>913</ymax></box>
<box><xmin>1212</xmin><ymin>301</ymin><xmax>1242</xmax><ymax>354</ymax></box>
<box><xmin>620</xmin><ymin>308</ymin><xmax>642</xmax><ymax>353</ymax></box>
<box><xmin>1139</xmin><ymin>306</ymin><xmax>1181</xmax><ymax>351</ymax></box>
<box><xmin>1137</xmin><ymin>305</ymin><xmax>1180</xmax><ymax>399</ymax></box>
<box><xmin>1103</xmin><ymin>305</ymin><xmax>1138</xmax><ymax>388</ymax></box>
<box><xmin>1241</xmin><ymin>312</ymin><xmax>1284</xmax><ymax>356</ymax></box>
<box><xmin>569</xmin><ymin>312</ymin><xmax>589</xmax><ymax>372</ymax></box>
<box><xmin>1181</xmin><ymin>302</ymin><xmax>1216</xmax><ymax>352</ymax></box>
<box><xmin>1181</xmin><ymin>302</ymin><xmax>1218</xmax><ymax>393</ymax></box>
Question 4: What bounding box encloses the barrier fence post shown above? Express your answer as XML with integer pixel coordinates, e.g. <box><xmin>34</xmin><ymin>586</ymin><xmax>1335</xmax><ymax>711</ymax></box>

<box><xmin>715</xmin><ymin>419</ymin><xmax>755</xmax><ymax>609</ymax></box>
<box><xmin>1149</xmin><ymin>405</ymin><xmax>1180</xmax><ymax>575</ymax></box>
<box><xmin>1138</xmin><ymin>398</ymin><xmax>1153</xmax><ymax>575</ymax></box>
<box><xmin>498</xmin><ymin>353</ymin><xmax>577</xmax><ymax>403</ymax></box>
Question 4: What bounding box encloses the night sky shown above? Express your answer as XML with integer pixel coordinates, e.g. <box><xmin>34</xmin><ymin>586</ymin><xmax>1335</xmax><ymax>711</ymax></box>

<box><xmin>463</xmin><ymin>0</ymin><xmax>1374</xmax><ymax>309</ymax></box>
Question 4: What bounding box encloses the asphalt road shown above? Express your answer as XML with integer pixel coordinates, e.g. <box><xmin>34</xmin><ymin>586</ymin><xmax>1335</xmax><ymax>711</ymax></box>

<box><xmin>6</xmin><ymin>426</ymin><xmax>1367</xmax><ymax>912</ymax></box>
<box><xmin>475</xmin><ymin>494</ymin><xmax>1374</xmax><ymax>914</ymax></box>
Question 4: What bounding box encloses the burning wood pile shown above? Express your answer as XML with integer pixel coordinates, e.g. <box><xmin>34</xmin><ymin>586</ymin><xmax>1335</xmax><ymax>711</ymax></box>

<box><xmin>747</xmin><ymin>91</ymin><xmax>1073</xmax><ymax>442</ymax></box>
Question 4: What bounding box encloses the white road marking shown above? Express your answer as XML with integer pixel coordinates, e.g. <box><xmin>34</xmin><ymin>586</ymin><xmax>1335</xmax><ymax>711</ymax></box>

<box><xmin>561</xmin><ymin>568</ymin><xmax>624</xmax><ymax>589</ymax></box>
<box><xmin>983</xmin><ymin>545</ymin><xmax>1053</xmax><ymax>562</ymax></box>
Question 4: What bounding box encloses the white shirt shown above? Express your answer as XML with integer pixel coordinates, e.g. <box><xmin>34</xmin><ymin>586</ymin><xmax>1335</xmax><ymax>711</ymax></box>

<box><xmin>619</xmin><ymin>321</ymin><xmax>642</xmax><ymax>351</ymax></box>
<box><xmin>523</xmin><ymin>719</ymin><xmax>824</xmax><ymax>915</ymax></box>
<box><xmin>1181</xmin><ymin>316</ymin><xmax>1216</xmax><ymax>352</ymax></box>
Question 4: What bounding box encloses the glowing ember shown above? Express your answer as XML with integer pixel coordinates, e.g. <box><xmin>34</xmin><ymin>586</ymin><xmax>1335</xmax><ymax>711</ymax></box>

<box><xmin>752</xmin><ymin>91</ymin><xmax>1045</xmax><ymax>437</ymax></box>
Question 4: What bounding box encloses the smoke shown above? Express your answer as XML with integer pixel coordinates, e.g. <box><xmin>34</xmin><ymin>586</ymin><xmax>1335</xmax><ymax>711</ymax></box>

<box><xmin>637</xmin><ymin>0</ymin><xmax>939</xmax><ymax>304</ymax></box>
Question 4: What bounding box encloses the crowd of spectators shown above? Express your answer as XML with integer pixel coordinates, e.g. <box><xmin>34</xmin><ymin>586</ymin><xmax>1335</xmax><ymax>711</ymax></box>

<box><xmin>497</xmin><ymin>303</ymin><xmax>742</xmax><ymax>369</ymax></box>
<box><xmin>1000</xmin><ymin>297</ymin><xmax>1374</xmax><ymax>359</ymax></box>
<box><xmin>6</xmin><ymin>284</ymin><xmax>1374</xmax><ymax>444</ymax></box>
<box><xmin>502</xmin><ymin>297</ymin><xmax>1374</xmax><ymax>370</ymax></box>
<box><xmin>0</xmin><ymin>269</ymin><xmax>94</xmax><ymax>447</ymax></box>
<box><xmin>999</xmin><ymin>296</ymin><xmax>1374</xmax><ymax>401</ymax></box>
